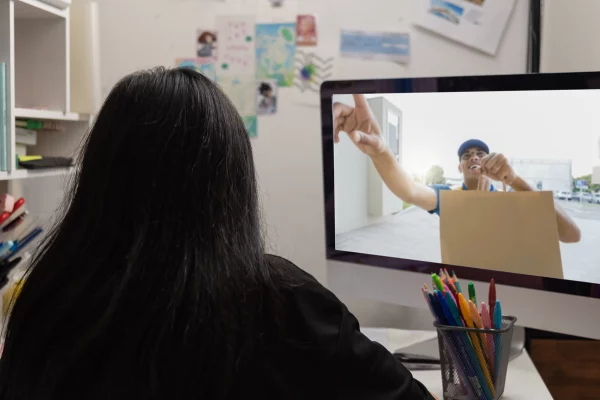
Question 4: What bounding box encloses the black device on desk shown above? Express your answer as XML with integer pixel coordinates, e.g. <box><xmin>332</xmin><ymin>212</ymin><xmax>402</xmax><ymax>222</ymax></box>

<box><xmin>393</xmin><ymin>338</ymin><xmax>441</xmax><ymax>371</ymax></box>
<box><xmin>394</xmin><ymin>352</ymin><xmax>440</xmax><ymax>371</ymax></box>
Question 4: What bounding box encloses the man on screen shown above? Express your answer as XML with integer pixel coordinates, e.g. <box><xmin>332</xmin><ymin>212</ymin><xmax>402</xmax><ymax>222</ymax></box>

<box><xmin>333</xmin><ymin>94</ymin><xmax>581</xmax><ymax>243</ymax></box>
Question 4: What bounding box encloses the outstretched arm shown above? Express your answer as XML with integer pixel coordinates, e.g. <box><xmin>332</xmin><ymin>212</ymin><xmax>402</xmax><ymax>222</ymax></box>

<box><xmin>334</xmin><ymin>94</ymin><xmax>438</xmax><ymax>212</ymax></box>
<box><xmin>369</xmin><ymin>148</ymin><xmax>438</xmax><ymax>212</ymax></box>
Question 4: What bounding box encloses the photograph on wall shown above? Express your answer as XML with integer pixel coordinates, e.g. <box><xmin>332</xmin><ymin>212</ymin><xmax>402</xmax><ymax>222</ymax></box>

<box><xmin>340</xmin><ymin>30</ymin><xmax>410</xmax><ymax>63</ymax></box>
<box><xmin>415</xmin><ymin>0</ymin><xmax>516</xmax><ymax>55</ymax></box>
<box><xmin>429</xmin><ymin>1</ymin><xmax>464</xmax><ymax>24</ymax></box>
<box><xmin>256</xmin><ymin>23</ymin><xmax>296</xmax><ymax>87</ymax></box>
<box><xmin>294</xmin><ymin>51</ymin><xmax>334</xmax><ymax>93</ymax></box>
<box><xmin>296</xmin><ymin>15</ymin><xmax>317</xmax><ymax>46</ymax></box>
<box><xmin>216</xmin><ymin>15</ymin><xmax>256</xmax><ymax>76</ymax></box>
<box><xmin>256</xmin><ymin>80</ymin><xmax>278</xmax><ymax>115</ymax></box>
<box><xmin>196</xmin><ymin>30</ymin><xmax>218</xmax><ymax>62</ymax></box>
<box><xmin>332</xmin><ymin>90</ymin><xmax>600</xmax><ymax>284</ymax></box>
<box><xmin>175</xmin><ymin>58</ymin><xmax>217</xmax><ymax>82</ymax></box>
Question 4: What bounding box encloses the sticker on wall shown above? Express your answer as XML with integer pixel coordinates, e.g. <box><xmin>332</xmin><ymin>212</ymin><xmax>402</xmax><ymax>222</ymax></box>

<box><xmin>256</xmin><ymin>80</ymin><xmax>278</xmax><ymax>116</ymax></box>
<box><xmin>296</xmin><ymin>15</ymin><xmax>317</xmax><ymax>46</ymax></box>
<box><xmin>196</xmin><ymin>30</ymin><xmax>218</xmax><ymax>63</ymax></box>
<box><xmin>216</xmin><ymin>15</ymin><xmax>256</xmax><ymax>76</ymax></box>
<box><xmin>175</xmin><ymin>58</ymin><xmax>217</xmax><ymax>82</ymax></box>
<box><xmin>255</xmin><ymin>23</ymin><xmax>296</xmax><ymax>87</ymax></box>
<box><xmin>294</xmin><ymin>51</ymin><xmax>334</xmax><ymax>93</ymax></box>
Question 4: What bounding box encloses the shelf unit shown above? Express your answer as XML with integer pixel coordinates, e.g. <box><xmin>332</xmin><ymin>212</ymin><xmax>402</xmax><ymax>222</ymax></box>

<box><xmin>0</xmin><ymin>0</ymin><xmax>100</xmax><ymax>223</ymax></box>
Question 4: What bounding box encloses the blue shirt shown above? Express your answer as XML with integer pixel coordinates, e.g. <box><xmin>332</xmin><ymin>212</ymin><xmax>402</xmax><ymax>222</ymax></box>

<box><xmin>428</xmin><ymin>183</ymin><xmax>495</xmax><ymax>215</ymax></box>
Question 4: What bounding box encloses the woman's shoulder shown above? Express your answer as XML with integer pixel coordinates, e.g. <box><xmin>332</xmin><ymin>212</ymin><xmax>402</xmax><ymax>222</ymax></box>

<box><xmin>265</xmin><ymin>254</ymin><xmax>342</xmax><ymax>316</ymax></box>
<box><xmin>265</xmin><ymin>254</ymin><xmax>317</xmax><ymax>283</ymax></box>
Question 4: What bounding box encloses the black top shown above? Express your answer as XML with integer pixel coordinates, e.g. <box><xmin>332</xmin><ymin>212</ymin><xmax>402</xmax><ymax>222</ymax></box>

<box><xmin>237</xmin><ymin>255</ymin><xmax>434</xmax><ymax>399</ymax></box>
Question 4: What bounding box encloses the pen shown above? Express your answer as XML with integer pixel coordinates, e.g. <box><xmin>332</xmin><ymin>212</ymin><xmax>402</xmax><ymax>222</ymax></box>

<box><xmin>481</xmin><ymin>302</ymin><xmax>495</xmax><ymax>379</ymax></box>
<box><xmin>432</xmin><ymin>273</ymin><xmax>445</xmax><ymax>293</ymax></box>
<box><xmin>445</xmin><ymin>292</ymin><xmax>488</xmax><ymax>400</ymax></box>
<box><xmin>469</xmin><ymin>300</ymin><xmax>492</xmax><ymax>375</ymax></box>
<box><xmin>423</xmin><ymin>291</ymin><xmax>476</xmax><ymax>398</ymax></box>
<box><xmin>494</xmin><ymin>300</ymin><xmax>502</xmax><ymax>379</ymax></box>
<box><xmin>468</xmin><ymin>282</ymin><xmax>477</xmax><ymax>305</ymax></box>
<box><xmin>458</xmin><ymin>294</ymin><xmax>495</xmax><ymax>397</ymax></box>
<box><xmin>7</xmin><ymin>227</ymin><xmax>42</xmax><ymax>259</ymax></box>
<box><xmin>0</xmin><ymin>241</ymin><xmax>13</xmax><ymax>258</ymax></box>
<box><xmin>452</xmin><ymin>270</ymin><xmax>463</xmax><ymax>294</ymax></box>
<box><xmin>489</xmin><ymin>279</ymin><xmax>496</xmax><ymax>320</ymax></box>
<box><xmin>443</xmin><ymin>283</ymin><xmax>456</xmax><ymax>304</ymax></box>
<box><xmin>437</xmin><ymin>292</ymin><xmax>481</xmax><ymax>398</ymax></box>
<box><xmin>446</xmin><ymin>278</ymin><xmax>459</xmax><ymax>297</ymax></box>
<box><xmin>422</xmin><ymin>288</ymin><xmax>437</xmax><ymax>321</ymax></box>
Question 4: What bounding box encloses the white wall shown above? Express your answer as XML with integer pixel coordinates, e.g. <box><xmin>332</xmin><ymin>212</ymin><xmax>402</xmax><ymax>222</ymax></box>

<box><xmin>98</xmin><ymin>0</ymin><xmax>530</xmax><ymax>326</ymax></box>
<box><xmin>541</xmin><ymin>0</ymin><xmax>600</xmax><ymax>73</ymax></box>
<box><xmin>332</xmin><ymin>94</ymin><xmax>371</xmax><ymax>234</ymax></box>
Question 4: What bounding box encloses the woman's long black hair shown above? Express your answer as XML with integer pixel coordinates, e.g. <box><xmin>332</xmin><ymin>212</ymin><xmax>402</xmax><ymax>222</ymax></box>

<box><xmin>0</xmin><ymin>68</ymin><xmax>284</xmax><ymax>399</ymax></box>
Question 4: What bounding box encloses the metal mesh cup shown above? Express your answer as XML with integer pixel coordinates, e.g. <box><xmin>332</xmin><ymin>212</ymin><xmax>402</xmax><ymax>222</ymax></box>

<box><xmin>434</xmin><ymin>316</ymin><xmax>517</xmax><ymax>400</ymax></box>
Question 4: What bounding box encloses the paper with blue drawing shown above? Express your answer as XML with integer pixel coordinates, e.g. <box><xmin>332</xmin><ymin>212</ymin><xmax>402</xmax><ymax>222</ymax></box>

<box><xmin>256</xmin><ymin>23</ymin><xmax>297</xmax><ymax>87</ymax></box>
<box><xmin>340</xmin><ymin>30</ymin><xmax>410</xmax><ymax>63</ymax></box>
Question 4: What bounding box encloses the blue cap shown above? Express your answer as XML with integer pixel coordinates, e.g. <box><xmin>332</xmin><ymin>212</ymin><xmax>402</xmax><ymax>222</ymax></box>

<box><xmin>458</xmin><ymin>139</ymin><xmax>489</xmax><ymax>158</ymax></box>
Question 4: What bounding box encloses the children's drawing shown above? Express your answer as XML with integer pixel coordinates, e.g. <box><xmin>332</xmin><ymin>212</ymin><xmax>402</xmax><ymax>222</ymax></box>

<box><xmin>256</xmin><ymin>23</ymin><xmax>296</xmax><ymax>87</ymax></box>
<box><xmin>175</xmin><ymin>58</ymin><xmax>217</xmax><ymax>82</ymax></box>
<box><xmin>216</xmin><ymin>16</ymin><xmax>256</xmax><ymax>76</ymax></box>
<box><xmin>294</xmin><ymin>51</ymin><xmax>334</xmax><ymax>93</ymax></box>
<box><xmin>219</xmin><ymin>76</ymin><xmax>257</xmax><ymax>137</ymax></box>
<box><xmin>243</xmin><ymin>116</ymin><xmax>257</xmax><ymax>138</ymax></box>
<box><xmin>256</xmin><ymin>80</ymin><xmax>277</xmax><ymax>115</ymax></box>
<box><xmin>296</xmin><ymin>15</ymin><xmax>317</xmax><ymax>46</ymax></box>
<box><xmin>219</xmin><ymin>75</ymin><xmax>255</xmax><ymax>119</ymax></box>
<box><xmin>196</xmin><ymin>30</ymin><xmax>218</xmax><ymax>62</ymax></box>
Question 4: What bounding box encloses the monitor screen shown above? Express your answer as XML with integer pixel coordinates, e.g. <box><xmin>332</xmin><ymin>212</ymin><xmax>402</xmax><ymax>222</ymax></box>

<box><xmin>320</xmin><ymin>73</ymin><xmax>600</xmax><ymax>299</ymax></box>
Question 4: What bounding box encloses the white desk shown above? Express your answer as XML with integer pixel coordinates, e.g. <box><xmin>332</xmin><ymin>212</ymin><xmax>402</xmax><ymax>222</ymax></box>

<box><xmin>362</xmin><ymin>328</ymin><xmax>554</xmax><ymax>400</ymax></box>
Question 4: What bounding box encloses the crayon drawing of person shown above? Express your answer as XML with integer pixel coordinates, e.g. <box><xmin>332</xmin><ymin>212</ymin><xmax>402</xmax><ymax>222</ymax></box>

<box><xmin>197</xmin><ymin>31</ymin><xmax>217</xmax><ymax>60</ymax></box>
<box><xmin>256</xmin><ymin>82</ymin><xmax>277</xmax><ymax>115</ymax></box>
<box><xmin>296</xmin><ymin>15</ymin><xmax>317</xmax><ymax>46</ymax></box>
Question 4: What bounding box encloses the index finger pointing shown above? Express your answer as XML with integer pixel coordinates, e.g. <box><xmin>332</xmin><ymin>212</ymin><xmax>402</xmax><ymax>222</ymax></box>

<box><xmin>352</xmin><ymin>94</ymin><xmax>370</xmax><ymax>109</ymax></box>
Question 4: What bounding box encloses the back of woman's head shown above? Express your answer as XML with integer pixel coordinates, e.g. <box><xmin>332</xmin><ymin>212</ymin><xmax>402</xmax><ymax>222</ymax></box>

<box><xmin>0</xmin><ymin>68</ymin><xmax>279</xmax><ymax>399</ymax></box>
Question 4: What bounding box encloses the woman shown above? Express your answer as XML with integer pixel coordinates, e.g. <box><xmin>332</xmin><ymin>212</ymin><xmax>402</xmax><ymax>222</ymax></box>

<box><xmin>0</xmin><ymin>68</ymin><xmax>435</xmax><ymax>399</ymax></box>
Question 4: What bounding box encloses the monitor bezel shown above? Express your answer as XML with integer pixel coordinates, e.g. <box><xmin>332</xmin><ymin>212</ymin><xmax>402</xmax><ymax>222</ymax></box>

<box><xmin>320</xmin><ymin>71</ymin><xmax>600</xmax><ymax>300</ymax></box>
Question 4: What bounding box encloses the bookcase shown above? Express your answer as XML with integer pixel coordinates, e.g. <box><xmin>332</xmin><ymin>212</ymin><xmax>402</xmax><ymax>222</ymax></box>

<box><xmin>0</xmin><ymin>0</ymin><xmax>100</xmax><ymax>221</ymax></box>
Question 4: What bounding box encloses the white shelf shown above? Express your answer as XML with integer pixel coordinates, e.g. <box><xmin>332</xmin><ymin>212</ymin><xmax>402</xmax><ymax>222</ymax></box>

<box><xmin>14</xmin><ymin>108</ymin><xmax>88</xmax><ymax>122</ymax></box>
<box><xmin>0</xmin><ymin>167</ymin><xmax>74</xmax><ymax>181</ymax></box>
<box><xmin>14</xmin><ymin>0</ymin><xmax>67</xmax><ymax>19</ymax></box>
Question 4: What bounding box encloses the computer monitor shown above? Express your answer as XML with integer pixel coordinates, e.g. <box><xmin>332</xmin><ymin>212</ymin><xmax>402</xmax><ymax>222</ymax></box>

<box><xmin>320</xmin><ymin>72</ymin><xmax>600</xmax><ymax>340</ymax></box>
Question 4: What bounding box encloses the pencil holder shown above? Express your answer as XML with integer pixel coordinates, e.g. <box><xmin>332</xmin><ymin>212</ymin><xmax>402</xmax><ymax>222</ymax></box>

<box><xmin>434</xmin><ymin>316</ymin><xmax>517</xmax><ymax>400</ymax></box>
